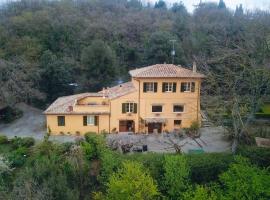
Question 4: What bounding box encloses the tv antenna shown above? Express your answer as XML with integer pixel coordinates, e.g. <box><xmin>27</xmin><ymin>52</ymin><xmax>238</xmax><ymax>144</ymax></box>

<box><xmin>170</xmin><ymin>39</ymin><xmax>176</xmax><ymax>64</ymax></box>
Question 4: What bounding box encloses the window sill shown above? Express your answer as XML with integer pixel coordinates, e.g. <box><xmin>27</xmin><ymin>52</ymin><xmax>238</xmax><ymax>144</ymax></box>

<box><xmin>145</xmin><ymin>91</ymin><xmax>155</xmax><ymax>93</ymax></box>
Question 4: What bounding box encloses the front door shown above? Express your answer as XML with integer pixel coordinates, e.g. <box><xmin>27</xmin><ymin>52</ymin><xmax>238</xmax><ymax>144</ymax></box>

<box><xmin>148</xmin><ymin>123</ymin><xmax>162</xmax><ymax>133</ymax></box>
<box><xmin>119</xmin><ymin>120</ymin><xmax>135</xmax><ymax>132</ymax></box>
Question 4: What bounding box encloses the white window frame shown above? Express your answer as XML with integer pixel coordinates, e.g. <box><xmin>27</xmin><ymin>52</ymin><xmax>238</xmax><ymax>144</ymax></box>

<box><xmin>182</xmin><ymin>82</ymin><xmax>191</xmax><ymax>92</ymax></box>
<box><xmin>125</xmin><ymin>103</ymin><xmax>134</xmax><ymax>113</ymax></box>
<box><xmin>165</xmin><ymin>82</ymin><xmax>173</xmax><ymax>92</ymax></box>
<box><xmin>145</xmin><ymin>82</ymin><xmax>155</xmax><ymax>92</ymax></box>
<box><xmin>173</xmin><ymin>104</ymin><xmax>185</xmax><ymax>113</ymax></box>
<box><xmin>87</xmin><ymin>115</ymin><xmax>95</xmax><ymax>125</ymax></box>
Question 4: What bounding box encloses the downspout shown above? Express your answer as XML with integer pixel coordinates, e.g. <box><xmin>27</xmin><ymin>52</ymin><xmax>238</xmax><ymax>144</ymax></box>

<box><xmin>98</xmin><ymin>118</ymin><xmax>100</xmax><ymax>134</ymax></box>
<box><xmin>197</xmin><ymin>80</ymin><xmax>200</xmax><ymax>123</ymax></box>
<box><xmin>109</xmin><ymin>101</ymin><xmax>111</xmax><ymax>133</ymax></box>
<box><xmin>138</xmin><ymin>79</ymin><xmax>141</xmax><ymax>134</ymax></box>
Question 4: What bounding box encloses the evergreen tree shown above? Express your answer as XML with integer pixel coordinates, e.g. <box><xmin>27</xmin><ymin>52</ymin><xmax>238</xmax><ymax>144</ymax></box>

<box><xmin>218</xmin><ymin>0</ymin><xmax>226</xmax><ymax>9</ymax></box>
<box><xmin>235</xmin><ymin>4</ymin><xmax>244</xmax><ymax>16</ymax></box>
<box><xmin>154</xmin><ymin>0</ymin><xmax>167</xmax><ymax>10</ymax></box>
<box><xmin>39</xmin><ymin>50</ymin><xmax>74</xmax><ymax>102</ymax></box>
<box><xmin>81</xmin><ymin>40</ymin><xmax>116</xmax><ymax>91</ymax></box>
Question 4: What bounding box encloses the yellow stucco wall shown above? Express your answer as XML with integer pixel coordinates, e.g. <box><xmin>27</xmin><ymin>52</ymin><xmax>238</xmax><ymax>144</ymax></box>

<box><xmin>46</xmin><ymin>114</ymin><xmax>110</xmax><ymax>135</ymax></box>
<box><xmin>46</xmin><ymin>77</ymin><xmax>202</xmax><ymax>135</ymax></box>
<box><xmin>132</xmin><ymin>77</ymin><xmax>201</xmax><ymax>133</ymax></box>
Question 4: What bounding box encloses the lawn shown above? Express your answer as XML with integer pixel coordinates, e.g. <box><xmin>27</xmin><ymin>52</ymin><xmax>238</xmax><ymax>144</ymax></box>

<box><xmin>261</xmin><ymin>104</ymin><xmax>270</xmax><ymax>114</ymax></box>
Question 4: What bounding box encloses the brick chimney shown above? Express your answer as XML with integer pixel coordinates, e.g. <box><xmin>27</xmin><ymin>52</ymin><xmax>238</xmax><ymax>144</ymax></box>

<box><xmin>193</xmin><ymin>61</ymin><xmax>197</xmax><ymax>73</ymax></box>
<box><xmin>68</xmin><ymin>106</ymin><xmax>73</xmax><ymax>112</ymax></box>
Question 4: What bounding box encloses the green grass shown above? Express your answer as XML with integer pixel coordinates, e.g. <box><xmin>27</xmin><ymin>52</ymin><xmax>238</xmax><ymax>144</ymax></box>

<box><xmin>261</xmin><ymin>104</ymin><xmax>270</xmax><ymax>114</ymax></box>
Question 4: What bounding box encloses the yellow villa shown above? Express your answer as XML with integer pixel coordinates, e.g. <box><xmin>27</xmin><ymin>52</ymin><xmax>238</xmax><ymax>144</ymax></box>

<box><xmin>44</xmin><ymin>63</ymin><xmax>205</xmax><ymax>135</ymax></box>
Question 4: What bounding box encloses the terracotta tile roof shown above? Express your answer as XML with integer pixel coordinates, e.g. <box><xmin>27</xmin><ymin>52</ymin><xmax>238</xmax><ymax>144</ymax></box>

<box><xmin>99</xmin><ymin>81</ymin><xmax>136</xmax><ymax>99</ymax></box>
<box><xmin>129</xmin><ymin>64</ymin><xmax>205</xmax><ymax>78</ymax></box>
<box><xmin>44</xmin><ymin>93</ymin><xmax>106</xmax><ymax>115</ymax></box>
<box><xmin>45</xmin><ymin>82</ymin><xmax>136</xmax><ymax>114</ymax></box>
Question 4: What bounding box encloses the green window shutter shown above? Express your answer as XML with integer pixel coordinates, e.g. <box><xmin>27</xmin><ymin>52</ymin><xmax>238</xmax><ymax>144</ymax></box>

<box><xmin>83</xmin><ymin>116</ymin><xmax>87</xmax><ymax>126</ymax></box>
<box><xmin>122</xmin><ymin>103</ymin><xmax>126</xmax><ymax>113</ymax></box>
<box><xmin>143</xmin><ymin>83</ymin><xmax>147</xmax><ymax>92</ymax></box>
<box><xmin>154</xmin><ymin>82</ymin><xmax>158</xmax><ymax>92</ymax></box>
<box><xmin>173</xmin><ymin>82</ymin><xmax>177</xmax><ymax>92</ymax></box>
<box><xmin>133</xmin><ymin>103</ymin><xmax>137</xmax><ymax>113</ymax></box>
<box><xmin>191</xmin><ymin>82</ymin><xmax>196</xmax><ymax>92</ymax></box>
<box><xmin>94</xmin><ymin>116</ymin><xmax>99</xmax><ymax>126</ymax></box>
<box><xmin>162</xmin><ymin>83</ymin><xmax>166</xmax><ymax>92</ymax></box>
<box><xmin>181</xmin><ymin>83</ymin><xmax>185</xmax><ymax>92</ymax></box>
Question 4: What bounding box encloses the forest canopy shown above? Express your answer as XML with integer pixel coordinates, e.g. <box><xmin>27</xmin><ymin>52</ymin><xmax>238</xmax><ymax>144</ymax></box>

<box><xmin>0</xmin><ymin>0</ymin><xmax>269</xmax><ymax>107</ymax></box>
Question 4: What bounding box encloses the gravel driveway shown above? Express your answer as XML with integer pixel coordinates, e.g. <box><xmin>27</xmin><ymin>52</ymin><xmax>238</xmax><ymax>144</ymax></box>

<box><xmin>107</xmin><ymin>127</ymin><xmax>231</xmax><ymax>153</ymax></box>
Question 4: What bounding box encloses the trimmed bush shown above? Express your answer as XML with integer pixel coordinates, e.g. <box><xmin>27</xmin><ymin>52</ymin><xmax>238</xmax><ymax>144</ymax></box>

<box><xmin>187</xmin><ymin>153</ymin><xmax>234</xmax><ymax>184</ymax></box>
<box><xmin>237</xmin><ymin>145</ymin><xmax>270</xmax><ymax>168</ymax></box>
<box><xmin>0</xmin><ymin>135</ymin><xmax>8</xmax><ymax>144</ymax></box>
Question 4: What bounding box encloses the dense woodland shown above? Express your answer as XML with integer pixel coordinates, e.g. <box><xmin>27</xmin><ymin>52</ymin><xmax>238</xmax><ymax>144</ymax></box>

<box><xmin>0</xmin><ymin>0</ymin><xmax>269</xmax><ymax>106</ymax></box>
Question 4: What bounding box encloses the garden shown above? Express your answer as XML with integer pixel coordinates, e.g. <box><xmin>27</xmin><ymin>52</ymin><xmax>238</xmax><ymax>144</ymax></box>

<box><xmin>0</xmin><ymin>133</ymin><xmax>269</xmax><ymax>200</ymax></box>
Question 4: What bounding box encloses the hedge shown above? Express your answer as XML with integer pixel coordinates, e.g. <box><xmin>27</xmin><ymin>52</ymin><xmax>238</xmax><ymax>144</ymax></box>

<box><xmin>186</xmin><ymin>153</ymin><xmax>234</xmax><ymax>184</ymax></box>
<box><xmin>236</xmin><ymin>145</ymin><xmax>270</xmax><ymax>168</ymax></box>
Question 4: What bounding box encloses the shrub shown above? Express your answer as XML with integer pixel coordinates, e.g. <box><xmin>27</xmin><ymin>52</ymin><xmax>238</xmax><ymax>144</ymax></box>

<box><xmin>0</xmin><ymin>135</ymin><xmax>8</xmax><ymax>144</ymax></box>
<box><xmin>237</xmin><ymin>145</ymin><xmax>270</xmax><ymax>168</ymax></box>
<box><xmin>163</xmin><ymin>155</ymin><xmax>190</xmax><ymax>199</ymax></box>
<box><xmin>105</xmin><ymin>161</ymin><xmax>159</xmax><ymax>200</ymax></box>
<box><xmin>21</xmin><ymin>137</ymin><xmax>35</xmax><ymax>148</ymax></box>
<box><xmin>81</xmin><ymin>141</ymin><xmax>96</xmax><ymax>160</ymax></box>
<box><xmin>98</xmin><ymin>149</ymin><xmax>122</xmax><ymax>188</ymax></box>
<box><xmin>186</xmin><ymin>153</ymin><xmax>234</xmax><ymax>183</ymax></box>
<box><xmin>7</xmin><ymin>147</ymin><xmax>28</xmax><ymax>167</ymax></box>
<box><xmin>10</xmin><ymin>137</ymin><xmax>35</xmax><ymax>149</ymax></box>
<box><xmin>190</xmin><ymin>121</ymin><xmax>200</xmax><ymax>131</ymax></box>
<box><xmin>125</xmin><ymin>153</ymin><xmax>164</xmax><ymax>186</ymax></box>
<box><xmin>83</xmin><ymin>132</ymin><xmax>106</xmax><ymax>159</ymax></box>
<box><xmin>219</xmin><ymin>156</ymin><xmax>270</xmax><ymax>200</ymax></box>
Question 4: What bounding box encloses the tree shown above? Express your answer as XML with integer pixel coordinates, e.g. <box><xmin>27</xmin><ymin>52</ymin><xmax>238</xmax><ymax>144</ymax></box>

<box><xmin>127</xmin><ymin>0</ymin><xmax>142</xmax><ymax>10</ymax></box>
<box><xmin>154</xmin><ymin>0</ymin><xmax>167</xmax><ymax>10</ymax></box>
<box><xmin>105</xmin><ymin>161</ymin><xmax>159</xmax><ymax>200</ymax></box>
<box><xmin>163</xmin><ymin>155</ymin><xmax>190</xmax><ymax>199</ymax></box>
<box><xmin>183</xmin><ymin>185</ymin><xmax>218</xmax><ymax>200</ymax></box>
<box><xmin>0</xmin><ymin>59</ymin><xmax>43</xmax><ymax>106</ymax></box>
<box><xmin>39</xmin><ymin>50</ymin><xmax>74</xmax><ymax>102</ymax></box>
<box><xmin>219</xmin><ymin>156</ymin><xmax>270</xmax><ymax>200</ymax></box>
<box><xmin>235</xmin><ymin>4</ymin><xmax>244</xmax><ymax>17</ymax></box>
<box><xmin>218</xmin><ymin>0</ymin><xmax>226</xmax><ymax>9</ymax></box>
<box><xmin>171</xmin><ymin>2</ymin><xmax>188</xmax><ymax>14</ymax></box>
<box><xmin>81</xmin><ymin>40</ymin><xmax>116</xmax><ymax>91</ymax></box>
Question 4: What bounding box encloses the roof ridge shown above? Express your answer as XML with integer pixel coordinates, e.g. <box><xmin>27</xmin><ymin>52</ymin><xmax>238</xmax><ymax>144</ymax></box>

<box><xmin>129</xmin><ymin>64</ymin><xmax>205</xmax><ymax>78</ymax></box>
